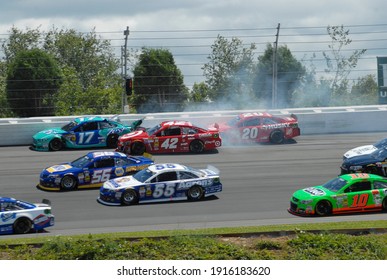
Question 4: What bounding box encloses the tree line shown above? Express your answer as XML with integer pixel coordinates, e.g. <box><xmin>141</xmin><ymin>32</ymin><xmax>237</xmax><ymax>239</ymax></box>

<box><xmin>0</xmin><ymin>25</ymin><xmax>378</xmax><ymax>117</ymax></box>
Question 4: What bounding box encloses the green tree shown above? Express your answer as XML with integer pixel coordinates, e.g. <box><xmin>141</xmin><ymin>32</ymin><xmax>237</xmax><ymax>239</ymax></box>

<box><xmin>350</xmin><ymin>74</ymin><xmax>378</xmax><ymax>105</ymax></box>
<box><xmin>202</xmin><ymin>35</ymin><xmax>257</xmax><ymax>108</ymax></box>
<box><xmin>254</xmin><ymin>44</ymin><xmax>306</xmax><ymax>108</ymax></box>
<box><xmin>131</xmin><ymin>48</ymin><xmax>188</xmax><ymax>113</ymax></box>
<box><xmin>6</xmin><ymin>49</ymin><xmax>62</xmax><ymax>117</ymax></box>
<box><xmin>322</xmin><ymin>25</ymin><xmax>366</xmax><ymax>104</ymax></box>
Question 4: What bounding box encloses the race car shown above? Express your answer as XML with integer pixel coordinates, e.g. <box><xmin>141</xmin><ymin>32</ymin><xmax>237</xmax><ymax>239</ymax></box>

<box><xmin>288</xmin><ymin>173</ymin><xmax>387</xmax><ymax>216</ymax></box>
<box><xmin>0</xmin><ymin>197</ymin><xmax>54</xmax><ymax>234</ymax></box>
<box><xmin>32</xmin><ymin>116</ymin><xmax>143</xmax><ymax>151</ymax></box>
<box><xmin>37</xmin><ymin>151</ymin><xmax>154</xmax><ymax>191</ymax></box>
<box><xmin>212</xmin><ymin>112</ymin><xmax>300</xmax><ymax>144</ymax></box>
<box><xmin>116</xmin><ymin>120</ymin><xmax>221</xmax><ymax>155</ymax></box>
<box><xmin>97</xmin><ymin>163</ymin><xmax>222</xmax><ymax>206</ymax></box>
<box><xmin>341</xmin><ymin>146</ymin><xmax>387</xmax><ymax>176</ymax></box>
<box><xmin>343</xmin><ymin>137</ymin><xmax>387</xmax><ymax>159</ymax></box>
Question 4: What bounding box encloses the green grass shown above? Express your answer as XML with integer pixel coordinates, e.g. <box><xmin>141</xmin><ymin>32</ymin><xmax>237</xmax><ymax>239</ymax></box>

<box><xmin>1</xmin><ymin>220</ymin><xmax>387</xmax><ymax>260</ymax></box>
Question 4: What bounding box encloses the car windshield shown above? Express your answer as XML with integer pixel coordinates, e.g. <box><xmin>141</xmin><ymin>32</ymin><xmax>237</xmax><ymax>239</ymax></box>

<box><xmin>133</xmin><ymin>167</ymin><xmax>156</xmax><ymax>183</ymax></box>
<box><xmin>227</xmin><ymin>116</ymin><xmax>241</xmax><ymax>127</ymax></box>
<box><xmin>61</xmin><ymin>121</ymin><xmax>78</xmax><ymax>131</ymax></box>
<box><xmin>374</xmin><ymin>138</ymin><xmax>387</xmax><ymax>149</ymax></box>
<box><xmin>71</xmin><ymin>155</ymin><xmax>93</xmax><ymax>168</ymax></box>
<box><xmin>322</xmin><ymin>177</ymin><xmax>348</xmax><ymax>192</ymax></box>
<box><xmin>371</xmin><ymin>147</ymin><xmax>387</xmax><ymax>160</ymax></box>
<box><xmin>146</xmin><ymin>124</ymin><xmax>162</xmax><ymax>136</ymax></box>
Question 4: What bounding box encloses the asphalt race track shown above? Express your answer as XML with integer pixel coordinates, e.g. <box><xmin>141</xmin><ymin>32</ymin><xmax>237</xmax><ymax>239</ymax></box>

<box><xmin>1</xmin><ymin>132</ymin><xmax>387</xmax><ymax>239</ymax></box>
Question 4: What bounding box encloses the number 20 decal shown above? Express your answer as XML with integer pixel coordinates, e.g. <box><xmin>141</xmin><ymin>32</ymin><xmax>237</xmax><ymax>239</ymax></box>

<box><xmin>242</xmin><ymin>128</ymin><xmax>259</xmax><ymax>139</ymax></box>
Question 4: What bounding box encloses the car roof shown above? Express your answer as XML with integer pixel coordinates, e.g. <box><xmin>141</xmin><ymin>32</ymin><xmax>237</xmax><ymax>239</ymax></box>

<box><xmin>86</xmin><ymin>151</ymin><xmax>126</xmax><ymax>159</ymax></box>
<box><xmin>73</xmin><ymin>116</ymin><xmax>107</xmax><ymax>123</ymax></box>
<box><xmin>147</xmin><ymin>163</ymin><xmax>188</xmax><ymax>173</ymax></box>
<box><xmin>238</xmin><ymin>112</ymin><xmax>273</xmax><ymax>119</ymax></box>
<box><xmin>339</xmin><ymin>173</ymin><xmax>384</xmax><ymax>181</ymax></box>
<box><xmin>160</xmin><ymin>120</ymin><xmax>193</xmax><ymax>127</ymax></box>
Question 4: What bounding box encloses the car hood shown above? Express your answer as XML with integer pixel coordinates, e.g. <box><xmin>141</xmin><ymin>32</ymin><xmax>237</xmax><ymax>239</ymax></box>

<box><xmin>119</xmin><ymin>130</ymin><xmax>149</xmax><ymax>141</ymax></box>
<box><xmin>103</xmin><ymin>176</ymin><xmax>141</xmax><ymax>190</ymax></box>
<box><xmin>43</xmin><ymin>163</ymin><xmax>79</xmax><ymax>174</ymax></box>
<box><xmin>33</xmin><ymin>127</ymin><xmax>66</xmax><ymax>139</ymax></box>
<box><xmin>292</xmin><ymin>186</ymin><xmax>334</xmax><ymax>200</ymax></box>
<box><xmin>343</xmin><ymin>145</ymin><xmax>377</xmax><ymax>159</ymax></box>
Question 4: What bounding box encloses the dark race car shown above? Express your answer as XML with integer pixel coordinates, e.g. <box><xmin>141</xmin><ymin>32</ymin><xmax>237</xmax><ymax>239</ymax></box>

<box><xmin>341</xmin><ymin>146</ymin><xmax>387</xmax><ymax>176</ymax></box>
<box><xmin>116</xmin><ymin>120</ymin><xmax>221</xmax><ymax>155</ymax></box>
<box><xmin>32</xmin><ymin>116</ymin><xmax>143</xmax><ymax>151</ymax></box>
<box><xmin>38</xmin><ymin>151</ymin><xmax>154</xmax><ymax>191</ymax></box>
<box><xmin>212</xmin><ymin>112</ymin><xmax>300</xmax><ymax>144</ymax></box>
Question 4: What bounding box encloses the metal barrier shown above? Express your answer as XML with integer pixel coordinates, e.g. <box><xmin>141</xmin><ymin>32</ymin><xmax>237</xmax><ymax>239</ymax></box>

<box><xmin>1</xmin><ymin>105</ymin><xmax>387</xmax><ymax>146</ymax></box>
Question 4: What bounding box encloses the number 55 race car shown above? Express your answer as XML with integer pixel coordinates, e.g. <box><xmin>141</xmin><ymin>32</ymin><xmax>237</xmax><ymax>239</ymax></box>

<box><xmin>97</xmin><ymin>163</ymin><xmax>222</xmax><ymax>206</ymax></box>
<box><xmin>0</xmin><ymin>197</ymin><xmax>54</xmax><ymax>235</ymax></box>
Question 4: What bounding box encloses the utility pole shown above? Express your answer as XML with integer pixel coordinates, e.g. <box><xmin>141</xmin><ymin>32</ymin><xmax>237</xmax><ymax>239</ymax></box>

<box><xmin>272</xmin><ymin>23</ymin><xmax>280</xmax><ymax>109</ymax></box>
<box><xmin>122</xmin><ymin>26</ymin><xmax>130</xmax><ymax>113</ymax></box>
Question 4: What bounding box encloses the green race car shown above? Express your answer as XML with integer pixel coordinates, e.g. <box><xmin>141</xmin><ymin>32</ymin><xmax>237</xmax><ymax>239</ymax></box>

<box><xmin>32</xmin><ymin>116</ymin><xmax>143</xmax><ymax>151</ymax></box>
<box><xmin>288</xmin><ymin>173</ymin><xmax>387</xmax><ymax>216</ymax></box>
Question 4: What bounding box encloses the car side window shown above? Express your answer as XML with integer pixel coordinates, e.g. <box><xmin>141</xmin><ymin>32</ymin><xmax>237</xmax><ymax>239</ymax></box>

<box><xmin>164</xmin><ymin>127</ymin><xmax>181</xmax><ymax>136</ymax></box>
<box><xmin>262</xmin><ymin>118</ymin><xmax>277</xmax><ymax>125</ymax></box>
<box><xmin>115</xmin><ymin>158</ymin><xmax>126</xmax><ymax>167</ymax></box>
<box><xmin>82</xmin><ymin>122</ymin><xmax>98</xmax><ymax>131</ymax></box>
<box><xmin>100</xmin><ymin>121</ymin><xmax>116</xmax><ymax>129</ymax></box>
<box><xmin>374</xmin><ymin>181</ymin><xmax>387</xmax><ymax>190</ymax></box>
<box><xmin>243</xmin><ymin>118</ymin><xmax>261</xmax><ymax>127</ymax></box>
<box><xmin>94</xmin><ymin>158</ymin><xmax>115</xmax><ymax>168</ymax></box>
<box><xmin>182</xmin><ymin>127</ymin><xmax>197</xmax><ymax>135</ymax></box>
<box><xmin>179</xmin><ymin>171</ymin><xmax>199</xmax><ymax>179</ymax></box>
<box><xmin>151</xmin><ymin>172</ymin><xmax>178</xmax><ymax>183</ymax></box>
<box><xmin>344</xmin><ymin>181</ymin><xmax>372</xmax><ymax>193</ymax></box>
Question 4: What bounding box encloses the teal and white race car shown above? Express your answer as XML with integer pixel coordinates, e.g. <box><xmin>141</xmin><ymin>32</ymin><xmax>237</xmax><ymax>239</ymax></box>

<box><xmin>32</xmin><ymin>116</ymin><xmax>143</xmax><ymax>151</ymax></box>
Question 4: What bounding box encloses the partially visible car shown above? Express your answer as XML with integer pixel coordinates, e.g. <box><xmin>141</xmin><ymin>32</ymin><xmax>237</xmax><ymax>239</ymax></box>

<box><xmin>97</xmin><ymin>163</ymin><xmax>222</xmax><ymax>206</ymax></box>
<box><xmin>343</xmin><ymin>138</ymin><xmax>387</xmax><ymax>159</ymax></box>
<box><xmin>0</xmin><ymin>197</ymin><xmax>54</xmax><ymax>234</ymax></box>
<box><xmin>341</xmin><ymin>146</ymin><xmax>387</xmax><ymax>176</ymax></box>
<box><xmin>212</xmin><ymin>112</ymin><xmax>300</xmax><ymax>144</ymax></box>
<box><xmin>32</xmin><ymin>116</ymin><xmax>143</xmax><ymax>151</ymax></box>
<box><xmin>116</xmin><ymin>120</ymin><xmax>221</xmax><ymax>155</ymax></box>
<box><xmin>288</xmin><ymin>173</ymin><xmax>387</xmax><ymax>216</ymax></box>
<box><xmin>37</xmin><ymin>151</ymin><xmax>154</xmax><ymax>191</ymax></box>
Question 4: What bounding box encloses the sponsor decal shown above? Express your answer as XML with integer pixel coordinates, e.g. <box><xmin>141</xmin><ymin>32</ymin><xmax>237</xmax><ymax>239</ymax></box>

<box><xmin>261</xmin><ymin>123</ymin><xmax>289</xmax><ymax>130</ymax></box>
<box><xmin>177</xmin><ymin>179</ymin><xmax>213</xmax><ymax>190</ymax></box>
<box><xmin>304</xmin><ymin>187</ymin><xmax>325</xmax><ymax>196</ymax></box>
<box><xmin>47</xmin><ymin>165</ymin><xmax>72</xmax><ymax>173</ymax></box>
<box><xmin>215</xmin><ymin>141</ymin><xmax>221</xmax><ymax>147</ymax></box>
<box><xmin>139</xmin><ymin>187</ymin><xmax>146</xmax><ymax>197</ymax></box>
<box><xmin>33</xmin><ymin>214</ymin><xmax>50</xmax><ymax>226</ymax></box>
<box><xmin>115</xmin><ymin>177</ymin><xmax>132</xmax><ymax>183</ymax></box>
<box><xmin>335</xmin><ymin>195</ymin><xmax>348</xmax><ymax>208</ymax></box>
<box><xmin>115</xmin><ymin>167</ymin><xmax>124</xmax><ymax>177</ymax></box>
<box><xmin>146</xmin><ymin>186</ymin><xmax>152</xmax><ymax>196</ymax></box>
<box><xmin>1</xmin><ymin>212</ymin><xmax>16</xmax><ymax>222</ymax></box>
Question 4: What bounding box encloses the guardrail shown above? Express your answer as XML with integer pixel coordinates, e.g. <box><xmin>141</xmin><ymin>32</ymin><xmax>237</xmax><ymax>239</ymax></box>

<box><xmin>1</xmin><ymin>105</ymin><xmax>387</xmax><ymax>146</ymax></box>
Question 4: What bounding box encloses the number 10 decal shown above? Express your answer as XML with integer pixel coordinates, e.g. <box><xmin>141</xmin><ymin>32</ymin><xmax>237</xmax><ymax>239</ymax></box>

<box><xmin>351</xmin><ymin>194</ymin><xmax>369</xmax><ymax>207</ymax></box>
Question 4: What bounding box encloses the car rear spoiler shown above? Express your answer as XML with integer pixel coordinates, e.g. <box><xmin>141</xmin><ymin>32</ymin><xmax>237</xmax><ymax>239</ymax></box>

<box><xmin>41</xmin><ymin>199</ymin><xmax>51</xmax><ymax>206</ymax></box>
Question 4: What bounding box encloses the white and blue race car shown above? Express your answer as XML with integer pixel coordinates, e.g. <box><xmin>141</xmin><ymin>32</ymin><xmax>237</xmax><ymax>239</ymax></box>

<box><xmin>97</xmin><ymin>163</ymin><xmax>222</xmax><ymax>206</ymax></box>
<box><xmin>0</xmin><ymin>197</ymin><xmax>54</xmax><ymax>235</ymax></box>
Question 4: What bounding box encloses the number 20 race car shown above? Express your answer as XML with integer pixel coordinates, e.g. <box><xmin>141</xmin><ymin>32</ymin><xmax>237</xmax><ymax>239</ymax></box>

<box><xmin>0</xmin><ymin>197</ymin><xmax>54</xmax><ymax>235</ymax></box>
<box><xmin>97</xmin><ymin>163</ymin><xmax>222</xmax><ymax>206</ymax></box>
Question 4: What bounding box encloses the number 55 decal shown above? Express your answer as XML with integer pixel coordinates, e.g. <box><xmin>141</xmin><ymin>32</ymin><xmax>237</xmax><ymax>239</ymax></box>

<box><xmin>153</xmin><ymin>184</ymin><xmax>175</xmax><ymax>198</ymax></box>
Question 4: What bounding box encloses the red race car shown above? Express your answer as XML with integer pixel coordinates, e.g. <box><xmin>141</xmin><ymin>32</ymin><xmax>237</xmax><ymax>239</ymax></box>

<box><xmin>116</xmin><ymin>120</ymin><xmax>222</xmax><ymax>155</ymax></box>
<box><xmin>213</xmin><ymin>112</ymin><xmax>300</xmax><ymax>144</ymax></box>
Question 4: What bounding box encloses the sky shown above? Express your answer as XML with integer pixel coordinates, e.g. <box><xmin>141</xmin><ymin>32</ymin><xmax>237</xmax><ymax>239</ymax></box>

<box><xmin>1</xmin><ymin>0</ymin><xmax>387</xmax><ymax>87</ymax></box>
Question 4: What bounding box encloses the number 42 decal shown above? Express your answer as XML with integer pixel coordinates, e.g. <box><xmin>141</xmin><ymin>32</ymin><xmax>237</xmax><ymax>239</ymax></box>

<box><xmin>161</xmin><ymin>138</ymin><xmax>178</xmax><ymax>149</ymax></box>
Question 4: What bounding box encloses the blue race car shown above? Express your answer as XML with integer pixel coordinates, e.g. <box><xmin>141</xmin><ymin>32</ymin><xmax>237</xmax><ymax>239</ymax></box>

<box><xmin>38</xmin><ymin>151</ymin><xmax>154</xmax><ymax>191</ymax></box>
<box><xmin>0</xmin><ymin>197</ymin><xmax>54</xmax><ymax>235</ymax></box>
<box><xmin>32</xmin><ymin>116</ymin><xmax>143</xmax><ymax>151</ymax></box>
<box><xmin>98</xmin><ymin>163</ymin><xmax>222</xmax><ymax>206</ymax></box>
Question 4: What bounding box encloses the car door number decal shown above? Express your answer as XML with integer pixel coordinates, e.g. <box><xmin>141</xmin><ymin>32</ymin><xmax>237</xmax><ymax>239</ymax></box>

<box><xmin>78</xmin><ymin>132</ymin><xmax>95</xmax><ymax>144</ymax></box>
<box><xmin>153</xmin><ymin>183</ymin><xmax>175</xmax><ymax>198</ymax></box>
<box><xmin>351</xmin><ymin>193</ymin><xmax>368</xmax><ymax>207</ymax></box>
<box><xmin>161</xmin><ymin>138</ymin><xmax>178</xmax><ymax>149</ymax></box>
<box><xmin>242</xmin><ymin>128</ymin><xmax>258</xmax><ymax>139</ymax></box>
<box><xmin>91</xmin><ymin>169</ymin><xmax>111</xmax><ymax>184</ymax></box>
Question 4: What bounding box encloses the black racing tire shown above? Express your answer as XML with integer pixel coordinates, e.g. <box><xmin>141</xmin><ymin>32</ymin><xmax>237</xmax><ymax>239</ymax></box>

<box><xmin>382</xmin><ymin>198</ymin><xmax>387</xmax><ymax>212</ymax></box>
<box><xmin>13</xmin><ymin>217</ymin><xmax>32</xmax><ymax>234</ymax></box>
<box><xmin>60</xmin><ymin>175</ymin><xmax>77</xmax><ymax>191</ymax></box>
<box><xmin>187</xmin><ymin>185</ymin><xmax>204</xmax><ymax>201</ymax></box>
<box><xmin>121</xmin><ymin>189</ymin><xmax>139</xmax><ymax>206</ymax></box>
<box><xmin>269</xmin><ymin>130</ymin><xmax>284</xmax><ymax>144</ymax></box>
<box><xmin>189</xmin><ymin>140</ymin><xmax>204</xmax><ymax>153</ymax></box>
<box><xmin>106</xmin><ymin>134</ymin><xmax>119</xmax><ymax>148</ymax></box>
<box><xmin>131</xmin><ymin>142</ymin><xmax>146</xmax><ymax>155</ymax></box>
<box><xmin>315</xmin><ymin>200</ymin><xmax>332</xmax><ymax>216</ymax></box>
<box><xmin>49</xmin><ymin>138</ymin><xmax>64</xmax><ymax>151</ymax></box>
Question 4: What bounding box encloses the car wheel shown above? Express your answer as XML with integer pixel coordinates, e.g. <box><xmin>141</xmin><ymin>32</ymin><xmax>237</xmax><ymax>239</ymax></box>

<box><xmin>49</xmin><ymin>138</ymin><xmax>63</xmax><ymax>151</ymax></box>
<box><xmin>382</xmin><ymin>198</ymin><xmax>387</xmax><ymax>211</ymax></box>
<box><xmin>131</xmin><ymin>142</ymin><xmax>146</xmax><ymax>155</ymax></box>
<box><xmin>269</xmin><ymin>130</ymin><xmax>284</xmax><ymax>144</ymax></box>
<box><xmin>187</xmin><ymin>185</ymin><xmax>204</xmax><ymax>201</ymax></box>
<box><xmin>189</xmin><ymin>140</ymin><xmax>204</xmax><ymax>153</ymax></box>
<box><xmin>13</xmin><ymin>218</ymin><xmax>32</xmax><ymax>234</ymax></box>
<box><xmin>315</xmin><ymin>200</ymin><xmax>332</xmax><ymax>216</ymax></box>
<box><xmin>121</xmin><ymin>189</ymin><xmax>139</xmax><ymax>206</ymax></box>
<box><xmin>60</xmin><ymin>175</ymin><xmax>77</xmax><ymax>191</ymax></box>
<box><xmin>106</xmin><ymin>134</ymin><xmax>119</xmax><ymax>148</ymax></box>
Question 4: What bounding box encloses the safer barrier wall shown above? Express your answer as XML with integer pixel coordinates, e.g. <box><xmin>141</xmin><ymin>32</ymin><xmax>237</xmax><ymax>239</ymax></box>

<box><xmin>1</xmin><ymin>105</ymin><xmax>387</xmax><ymax>146</ymax></box>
